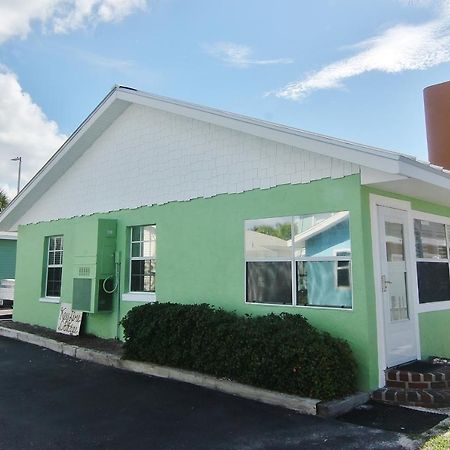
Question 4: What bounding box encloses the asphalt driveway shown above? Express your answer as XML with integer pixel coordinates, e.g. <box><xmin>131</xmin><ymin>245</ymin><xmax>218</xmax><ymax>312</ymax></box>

<box><xmin>0</xmin><ymin>337</ymin><xmax>408</xmax><ymax>449</ymax></box>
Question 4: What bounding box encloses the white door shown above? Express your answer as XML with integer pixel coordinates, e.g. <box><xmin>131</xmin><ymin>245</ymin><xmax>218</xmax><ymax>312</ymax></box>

<box><xmin>378</xmin><ymin>206</ymin><xmax>418</xmax><ymax>368</ymax></box>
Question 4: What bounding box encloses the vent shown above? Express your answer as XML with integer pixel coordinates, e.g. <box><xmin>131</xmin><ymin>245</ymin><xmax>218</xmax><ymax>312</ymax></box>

<box><xmin>72</xmin><ymin>278</ymin><xmax>92</xmax><ymax>312</ymax></box>
<box><xmin>78</xmin><ymin>266</ymin><xmax>91</xmax><ymax>277</ymax></box>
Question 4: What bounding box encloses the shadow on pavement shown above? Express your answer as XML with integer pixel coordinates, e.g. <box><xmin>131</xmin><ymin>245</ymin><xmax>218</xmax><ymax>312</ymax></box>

<box><xmin>338</xmin><ymin>400</ymin><xmax>447</xmax><ymax>434</ymax></box>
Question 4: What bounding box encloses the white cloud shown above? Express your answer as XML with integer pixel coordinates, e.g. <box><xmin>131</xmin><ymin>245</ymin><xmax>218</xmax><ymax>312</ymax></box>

<box><xmin>0</xmin><ymin>1</ymin><xmax>57</xmax><ymax>43</ymax></box>
<box><xmin>0</xmin><ymin>70</ymin><xmax>66</xmax><ymax>200</ymax></box>
<box><xmin>205</xmin><ymin>42</ymin><xmax>293</xmax><ymax>68</ymax></box>
<box><xmin>52</xmin><ymin>0</ymin><xmax>148</xmax><ymax>33</ymax></box>
<box><xmin>0</xmin><ymin>0</ymin><xmax>149</xmax><ymax>43</ymax></box>
<box><xmin>274</xmin><ymin>0</ymin><xmax>450</xmax><ymax>99</ymax></box>
<box><xmin>0</xmin><ymin>0</ymin><xmax>149</xmax><ymax>201</ymax></box>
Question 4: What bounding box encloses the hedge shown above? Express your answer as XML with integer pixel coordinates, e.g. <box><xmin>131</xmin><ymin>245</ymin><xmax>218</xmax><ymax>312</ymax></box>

<box><xmin>121</xmin><ymin>302</ymin><xmax>357</xmax><ymax>400</ymax></box>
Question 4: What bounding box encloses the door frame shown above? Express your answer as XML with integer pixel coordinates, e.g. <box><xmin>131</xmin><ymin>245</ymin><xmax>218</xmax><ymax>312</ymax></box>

<box><xmin>369</xmin><ymin>194</ymin><xmax>421</xmax><ymax>387</ymax></box>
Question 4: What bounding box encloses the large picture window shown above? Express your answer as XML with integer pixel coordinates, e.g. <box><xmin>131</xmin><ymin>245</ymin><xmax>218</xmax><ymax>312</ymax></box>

<box><xmin>245</xmin><ymin>212</ymin><xmax>352</xmax><ymax>308</ymax></box>
<box><xmin>414</xmin><ymin>219</ymin><xmax>450</xmax><ymax>303</ymax></box>
<box><xmin>130</xmin><ymin>225</ymin><xmax>156</xmax><ymax>293</ymax></box>
<box><xmin>45</xmin><ymin>236</ymin><xmax>63</xmax><ymax>297</ymax></box>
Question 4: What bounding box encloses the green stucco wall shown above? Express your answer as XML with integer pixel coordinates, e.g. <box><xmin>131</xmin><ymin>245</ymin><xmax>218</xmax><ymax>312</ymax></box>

<box><xmin>0</xmin><ymin>239</ymin><xmax>16</xmax><ymax>280</ymax></box>
<box><xmin>13</xmin><ymin>175</ymin><xmax>380</xmax><ymax>391</ymax></box>
<box><xmin>361</xmin><ymin>186</ymin><xmax>450</xmax><ymax>363</ymax></box>
<box><xmin>419</xmin><ymin>311</ymin><xmax>450</xmax><ymax>358</ymax></box>
<box><xmin>12</xmin><ymin>174</ymin><xmax>450</xmax><ymax>393</ymax></box>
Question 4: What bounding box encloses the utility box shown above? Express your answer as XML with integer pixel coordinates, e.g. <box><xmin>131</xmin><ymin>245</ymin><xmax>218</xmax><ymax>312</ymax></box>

<box><xmin>0</xmin><ymin>279</ymin><xmax>14</xmax><ymax>306</ymax></box>
<box><xmin>72</xmin><ymin>219</ymin><xmax>117</xmax><ymax>313</ymax></box>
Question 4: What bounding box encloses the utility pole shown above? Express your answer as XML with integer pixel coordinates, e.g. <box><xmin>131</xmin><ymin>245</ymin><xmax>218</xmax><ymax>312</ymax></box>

<box><xmin>11</xmin><ymin>157</ymin><xmax>22</xmax><ymax>195</ymax></box>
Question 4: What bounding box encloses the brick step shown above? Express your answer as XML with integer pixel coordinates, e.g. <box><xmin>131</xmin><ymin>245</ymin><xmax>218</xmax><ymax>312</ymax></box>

<box><xmin>386</xmin><ymin>364</ymin><xmax>450</xmax><ymax>386</ymax></box>
<box><xmin>372</xmin><ymin>359</ymin><xmax>450</xmax><ymax>407</ymax></box>
<box><xmin>386</xmin><ymin>379</ymin><xmax>450</xmax><ymax>390</ymax></box>
<box><xmin>372</xmin><ymin>387</ymin><xmax>450</xmax><ymax>408</ymax></box>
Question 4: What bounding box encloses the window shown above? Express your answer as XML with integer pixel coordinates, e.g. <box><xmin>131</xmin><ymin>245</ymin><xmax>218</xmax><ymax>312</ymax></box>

<box><xmin>414</xmin><ymin>219</ymin><xmax>450</xmax><ymax>303</ymax></box>
<box><xmin>245</xmin><ymin>211</ymin><xmax>352</xmax><ymax>308</ymax></box>
<box><xmin>130</xmin><ymin>225</ymin><xmax>156</xmax><ymax>293</ymax></box>
<box><xmin>245</xmin><ymin>216</ymin><xmax>292</xmax><ymax>305</ymax></box>
<box><xmin>45</xmin><ymin>236</ymin><xmax>63</xmax><ymax>297</ymax></box>
<box><xmin>335</xmin><ymin>251</ymin><xmax>351</xmax><ymax>288</ymax></box>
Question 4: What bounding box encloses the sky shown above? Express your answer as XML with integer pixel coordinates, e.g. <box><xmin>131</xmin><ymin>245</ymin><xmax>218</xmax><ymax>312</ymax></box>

<box><xmin>0</xmin><ymin>0</ymin><xmax>449</xmax><ymax>199</ymax></box>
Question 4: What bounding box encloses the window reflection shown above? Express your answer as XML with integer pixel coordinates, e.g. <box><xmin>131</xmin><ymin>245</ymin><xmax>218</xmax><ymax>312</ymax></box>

<box><xmin>294</xmin><ymin>212</ymin><xmax>350</xmax><ymax>258</ymax></box>
<box><xmin>245</xmin><ymin>217</ymin><xmax>292</xmax><ymax>259</ymax></box>
<box><xmin>414</xmin><ymin>220</ymin><xmax>448</xmax><ymax>259</ymax></box>
<box><xmin>245</xmin><ymin>212</ymin><xmax>352</xmax><ymax>308</ymax></box>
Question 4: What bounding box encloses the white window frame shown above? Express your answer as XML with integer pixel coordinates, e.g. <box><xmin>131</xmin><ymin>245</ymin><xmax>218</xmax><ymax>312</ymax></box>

<box><xmin>44</xmin><ymin>235</ymin><xmax>63</xmax><ymax>299</ymax></box>
<box><xmin>128</xmin><ymin>225</ymin><xmax>156</xmax><ymax>296</ymax></box>
<box><xmin>334</xmin><ymin>249</ymin><xmax>352</xmax><ymax>290</ymax></box>
<box><xmin>245</xmin><ymin>216</ymin><xmax>294</xmax><ymax>307</ymax></box>
<box><xmin>244</xmin><ymin>213</ymin><xmax>353</xmax><ymax>310</ymax></box>
<box><xmin>412</xmin><ymin>210</ymin><xmax>450</xmax><ymax>313</ymax></box>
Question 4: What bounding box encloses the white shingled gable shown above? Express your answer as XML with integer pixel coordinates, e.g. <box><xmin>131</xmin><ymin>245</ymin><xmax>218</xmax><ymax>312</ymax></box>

<box><xmin>17</xmin><ymin>103</ymin><xmax>359</xmax><ymax>226</ymax></box>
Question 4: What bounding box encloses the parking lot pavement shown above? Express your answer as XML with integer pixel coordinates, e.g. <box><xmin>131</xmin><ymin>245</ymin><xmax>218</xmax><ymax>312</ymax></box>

<box><xmin>0</xmin><ymin>337</ymin><xmax>408</xmax><ymax>450</ymax></box>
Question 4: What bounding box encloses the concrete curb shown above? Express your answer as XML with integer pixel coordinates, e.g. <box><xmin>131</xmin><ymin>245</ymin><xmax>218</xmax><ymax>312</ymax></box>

<box><xmin>0</xmin><ymin>326</ymin><xmax>320</xmax><ymax>415</ymax></box>
<box><xmin>316</xmin><ymin>392</ymin><xmax>370</xmax><ymax>417</ymax></box>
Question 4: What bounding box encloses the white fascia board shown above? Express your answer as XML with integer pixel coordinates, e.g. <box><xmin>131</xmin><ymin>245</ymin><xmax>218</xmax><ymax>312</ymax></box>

<box><xmin>362</xmin><ymin>158</ymin><xmax>450</xmax><ymax>205</ymax></box>
<box><xmin>116</xmin><ymin>89</ymin><xmax>403</xmax><ymax>173</ymax></box>
<box><xmin>360</xmin><ymin>167</ymin><xmax>408</xmax><ymax>185</ymax></box>
<box><xmin>0</xmin><ymin>232</ymin><xmax>17</xmax><ymax>240</ymax></box>
<box><xmin>369</xmin><ymin>179</ymin><xmax>450</xmax><ymax>208</ymax></box>
<box><xmin>397</xmin><ymin>157</ymin><xmax>450</xmax><ymax>190</ymax></box>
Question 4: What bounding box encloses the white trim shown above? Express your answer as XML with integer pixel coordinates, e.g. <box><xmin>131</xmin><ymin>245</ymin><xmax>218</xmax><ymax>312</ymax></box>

<box><xmin>334</xmin><ymin>248</ymin><xmax>352</xmax><ymax>290</ymax></box>
<box><xmin>0</xmin><ymin>232</ymin><xmax>17</xmax><ymax>240</ymax></box>
<box><xmin>244</xmin><ymin>212</ymin><xmax>354</xmax><ymax>310</ymax></box>
<box><xmin>39</xmin><ymin>297</ymin><xmax>60</xmax><ymax>304</ymax></box>
<box><xmin>413</xmin><ymin>210</ymin><xmax>450</xmax><ymax>225</ymax></box>
<box><xmin>369</xmin><ymin>194</ymin><xmax>421</xmax><ymax>387</ymax></box>
<box><xmin>45</xmin><ymin>235</ymin><xmax>64</xmax><ymax>298</ymax></box>
<box><xmin>370</xmin><ymin>194</ymin><xmax>411</xmax><ymax>212</ymax></box>
<box><xmin>418</xmin><ymin>300</ymin><xmax>450</xmax><ymax>313</ymax></box>
<box><xmin>122</xmin><ymin>292</ymin><xmax>156</xmax><ymax>303</ymax></box>
<box><xmin>412</xmin><ymin>210</ymin><xmax>450</xmax><ymax>313</ymax></box>
<box><xmin>129</xmin><ymin>225</ymin><xmax>156</xmax><ymax>293</ymax></box>
<box><xmin>416</xmin><ymin>257</ymin><xmax>449</xmax><ymax>263</ymax></box>
<box><xmin>244</xmin><ymin>301</ymin><xmax>353</xmax><ymax>311</ymax></box>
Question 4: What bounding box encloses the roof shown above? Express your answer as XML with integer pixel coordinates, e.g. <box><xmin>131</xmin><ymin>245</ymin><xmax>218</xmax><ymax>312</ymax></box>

<box><xmin>1</xmin><ymin>85</ymin><xmax>450</xmax><ymax>231</ymax></box>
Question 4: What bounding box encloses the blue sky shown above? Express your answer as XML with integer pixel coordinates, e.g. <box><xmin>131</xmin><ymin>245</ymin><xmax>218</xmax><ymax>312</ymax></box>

<box><xmin>0</xmin><ymin>0</ymin><xmax>449</xmax><ymax>198</ymax></box>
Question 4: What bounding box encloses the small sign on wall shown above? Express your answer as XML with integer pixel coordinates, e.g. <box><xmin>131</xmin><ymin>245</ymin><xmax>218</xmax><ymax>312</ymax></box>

<box><xmin>57</xmin><ymin>303</ymin><xmax>83</xmax><ymax>336</ymax></box>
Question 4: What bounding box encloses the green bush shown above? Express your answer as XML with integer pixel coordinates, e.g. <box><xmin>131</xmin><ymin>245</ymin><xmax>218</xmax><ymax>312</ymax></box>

<box><xmin>121</xmin><ymin>302</ymin><xmax>357</xmax><ymax>400</ymax></box>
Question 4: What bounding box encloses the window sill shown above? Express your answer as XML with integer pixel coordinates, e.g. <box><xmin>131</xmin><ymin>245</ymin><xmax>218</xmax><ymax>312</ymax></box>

<box><xmin>122</xmin><ymin>292</ymin><xmax>156</xmax><ymax>303</ymax></box>
<box><xmin>245</xmin><ymin>301</ymin><xmax>353</xmax><ymax>311</ymax></box>
<box><xmin>417</xmin><ymin>300</ymin><xmax>450</xmax><ymax>313</ymax></box>
<box><xmin>39</xmin><ymin>297</ymin><xmax>60</xmax><ymax>304</ymax></box>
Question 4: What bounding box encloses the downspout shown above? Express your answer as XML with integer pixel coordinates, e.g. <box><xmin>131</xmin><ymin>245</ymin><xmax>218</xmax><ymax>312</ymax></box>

<box><xmin>115</xmin><ymin>258</ymin><xmax>121</xmax><ymax>340</ymax></box>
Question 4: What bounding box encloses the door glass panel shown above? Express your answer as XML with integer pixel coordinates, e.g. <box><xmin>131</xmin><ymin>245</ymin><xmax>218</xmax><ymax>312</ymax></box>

<box><xmin>389</xmin><ymin>271</ymin><xmax>409</xmax><ymax>321</ymax></box>
<box><xmin>385</xmin><ymin>221</ymin><xmax>409</xmax><ymax>321</ymax></box>
<box><xmin>385</xmin><ymin>222</ymin><xmax>405</xmax><ymax>262</ymax></box>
